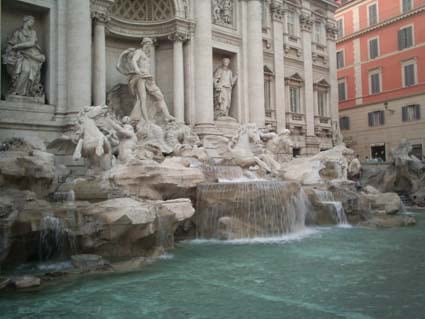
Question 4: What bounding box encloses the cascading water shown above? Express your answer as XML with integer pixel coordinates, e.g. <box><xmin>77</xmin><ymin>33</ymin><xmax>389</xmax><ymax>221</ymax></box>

<box><xmin>203</xmin><ymin>165</ymin><xmax>262</xmax><ymax>183</ymax></box>
<box><xmin>195</xmin><ymin>181</ymin><xmax>310</xmax><ymax>239</ymax></box>
<box><xmin>38</xmin><ymin>214</ymin><xmax>76</xmax><ymax>261</ymax></box>
<box><xmin>313</xmin><ymin>190</ymin><xmax>349</xmax><ymax>225</ymax></box>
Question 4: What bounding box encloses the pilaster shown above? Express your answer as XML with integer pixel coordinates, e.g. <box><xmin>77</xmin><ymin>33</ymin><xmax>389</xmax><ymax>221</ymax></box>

<box><xmin>300</xmin><ymin>11</ymin><xmax>315</xmax><ymax>137</ymax></box>
<box><xmin>271</xmin><ymin>1</ymin><xmax>286</xmax><ymax>131</ymax></box>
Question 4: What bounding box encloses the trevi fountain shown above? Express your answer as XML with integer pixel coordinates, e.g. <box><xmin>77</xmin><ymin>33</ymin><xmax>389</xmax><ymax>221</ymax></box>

<box><xmin>0</xmin><ymin>1</ymin><xmax>424</xmax><ymax>318</ymax></box>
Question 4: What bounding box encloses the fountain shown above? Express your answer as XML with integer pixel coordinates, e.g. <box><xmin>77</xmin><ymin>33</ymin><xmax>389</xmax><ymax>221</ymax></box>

<box><xmin>38</xmin><ymin>214</ymin><xmax>76</xmax><ymax>261</ymax></box>
<box><xmin>313</xmin><ymin>190</ymin><xmax>349</xmax><ymax>225</ymax></box>
<box><xmin>195</xmin><ymin>181</ymin><xmax>309</xmax><ymax>239</ymax></box>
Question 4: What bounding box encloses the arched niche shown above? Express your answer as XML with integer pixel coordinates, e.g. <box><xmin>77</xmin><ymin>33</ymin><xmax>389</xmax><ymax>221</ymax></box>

<box><xmin>107</xmin><ymin>0</ymin><xmax>194</xmax><ymax>39</ymax></box>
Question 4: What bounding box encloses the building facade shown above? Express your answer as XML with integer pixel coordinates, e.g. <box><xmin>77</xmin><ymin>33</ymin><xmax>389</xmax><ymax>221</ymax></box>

<box><xmin>336</xmin><ymin>0</ymin><xmax>425</xmax><ymax>161</ymax></box>
<box><xmin>1</xmin><ymin>0</ymin><xmax>339</xmax><ymax>156</ymax></box>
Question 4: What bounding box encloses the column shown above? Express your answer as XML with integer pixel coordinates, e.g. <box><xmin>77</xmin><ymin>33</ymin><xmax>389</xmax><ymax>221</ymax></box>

<box><xmin>92</xmin><ymin>17</ymin><xmax>107</xmax><ymax>105</ymax></box>
<box><xmin>67</xmin><ymin>0</ymin><xmax>92</xmax><ymax>112</ymax></box>
<box><xmin>300</xmin><ymin>12</ymin><xmax>315</xmax><ymax>137</ymax></box>
<box><xmin>91</xmin><ymin>0</ymin><xmax>114</xmax><ymax>106</ymax></box>
<box><xmin>193</xmin><ymin>0</ymin><xmax>216</xmax><ymax>135</ymax></box>
<box><xmin>271</xmin><ymin>3</ymin><xmax>286</xmax><ymax>131</ymax></box>
<box><xmin>247</xmin><ymin>0</ymin><xmax>266</xmax><ymax>128</ymax></box>
<box><xmin>170</xmin><ymin>33</ymin><xmax>186</xmax><ymax>123</ymax></box>
<box><xmin>326</xmin><ymin>22</ymin><xmax>338</xmax><ymax>123</ymax></box>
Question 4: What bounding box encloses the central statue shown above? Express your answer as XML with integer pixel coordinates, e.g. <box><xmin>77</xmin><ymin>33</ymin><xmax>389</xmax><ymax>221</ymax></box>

<box><xmin>117</xmin><ymin>38</ymin><xmax>175</xmax><ymax>125</ymax></box>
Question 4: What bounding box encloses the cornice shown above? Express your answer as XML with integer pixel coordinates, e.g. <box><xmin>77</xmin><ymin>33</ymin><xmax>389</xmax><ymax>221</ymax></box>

<box><xmin>337</xmin><ymin>5</ymin><xmax>425</xmax><ymax>43</ymax></box>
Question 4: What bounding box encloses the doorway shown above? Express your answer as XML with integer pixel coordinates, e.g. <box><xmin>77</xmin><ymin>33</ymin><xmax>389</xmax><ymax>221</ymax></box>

<box><xmin>371</xmin><ymin>145</ymin><xmax>386</xmax><ymax>162</ymax></box>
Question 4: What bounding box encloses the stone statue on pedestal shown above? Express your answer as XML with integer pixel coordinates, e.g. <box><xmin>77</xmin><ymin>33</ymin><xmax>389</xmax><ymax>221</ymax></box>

<box><xmin>116</xmin><ymin>38</ymin><xmax>175</xmax><ymax>125</ymax></box>
<box><xmin>213</xmin><ymin>58</ymin><xmax>237</xmax><ymax>119</ymax></box>
<box><xmin>2</xmin><ymin>16</ymin><xmax>46</xmax><ymax>99</ymax></box>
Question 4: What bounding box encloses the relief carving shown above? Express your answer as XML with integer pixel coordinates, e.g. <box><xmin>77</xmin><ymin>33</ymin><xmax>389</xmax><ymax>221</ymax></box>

<box><xmin>212</xmin><ymin>0</ymin><xmax>234</xmax><ymax>27</ymax></box>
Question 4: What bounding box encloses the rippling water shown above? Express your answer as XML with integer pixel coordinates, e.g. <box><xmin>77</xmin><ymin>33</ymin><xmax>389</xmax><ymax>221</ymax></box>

<box><xmin>1</xmin><ymin>213</ymin><xmax>424</xmax><ymax>319</ymax></box>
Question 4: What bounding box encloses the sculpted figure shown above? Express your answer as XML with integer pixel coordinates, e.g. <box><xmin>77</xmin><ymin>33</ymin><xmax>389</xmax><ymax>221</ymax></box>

<box><xmin>213</xmin><ymin>58</ymin><xmax>237</xmax><ymax>119</ymax></box>
<box><xmin>2</xmin><ymin>16</ymin><xmax>45</xmax><ymax>97</ymax></box>
<box><xmin>108</xmin><ymin>116</ymin><xmax>137</xmax><ymax>163</ymax></box>
<box><xmin>48</xmin><ymin>106</ymin><xmax>114</xmax><ymax>171</ymax></box>
<box><xmin>222</xmin><ymin>0</ymin><xmax>233</xmax><ymax>24</ymax></box>
<box><xmin>117</xmin><ymin>38</ymin><xmax>175</xmax><ymax>125</ymax></box>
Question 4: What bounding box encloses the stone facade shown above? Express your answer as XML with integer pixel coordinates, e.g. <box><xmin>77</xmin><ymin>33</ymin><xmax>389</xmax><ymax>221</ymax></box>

<box><xmin>0</xmin><ymin>0</ymin><xmax>339</xmax><ymax>156</ymax></box>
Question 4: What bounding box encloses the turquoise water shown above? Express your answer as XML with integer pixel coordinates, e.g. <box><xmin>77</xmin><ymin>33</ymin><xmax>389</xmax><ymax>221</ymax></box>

<box><xmin>1</xmin><ymin>214</ymin><xmax>424</xmax><ymax>319</ymax></box>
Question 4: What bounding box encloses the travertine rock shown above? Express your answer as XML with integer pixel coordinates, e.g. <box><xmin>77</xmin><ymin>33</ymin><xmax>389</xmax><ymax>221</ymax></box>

<box><xmin>281</xmin><ymin>144</ymin><xmax>353</xmax><ymax>185</ymax></box>
<box><xmin>11</xmin><ymin>275</ymin><xmax>41</xmax><ymax>289</ymax></box>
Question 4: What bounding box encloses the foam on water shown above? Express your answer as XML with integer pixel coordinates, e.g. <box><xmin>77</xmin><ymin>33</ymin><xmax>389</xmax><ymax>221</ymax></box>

<box><xmin>186</xmin><ymin>227</ymin><xmax>320</xmax><ymax>245</ymax></box>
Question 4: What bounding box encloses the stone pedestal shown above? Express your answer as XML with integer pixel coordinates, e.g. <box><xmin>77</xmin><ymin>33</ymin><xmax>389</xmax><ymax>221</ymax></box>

<box><xmin>6</xmin><ymin>95</ymin><xmax>45</xmax><ymax>105</ymax></box>
<box><xmin>215</xmin><ymin>116</ymin><xmax>240</xmax><ymax>139</ymax></box>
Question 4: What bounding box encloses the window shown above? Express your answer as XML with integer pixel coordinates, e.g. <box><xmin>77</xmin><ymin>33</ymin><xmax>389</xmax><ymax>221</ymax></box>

<box><xmin>287</xmin><ymin>12</ymin><xmax>295</xmax><ymax>36</ymax></box>
<box><xmin>368</xmin><ymin>3</ymin><xmax>378</xmax><ymax>26</ymax></box>
<box><xmin>411</xmin><ymin>144</ymin><xmax>423</xmax><ymax>160</ymax></box>
<box><xmin>369</xmin><ymin>38</ymin><xmax>379</xmax><ymax>59</ymax></box>
<box><xmin>336</xmin><ymin>19</ymin><xmax>344</xmax><ymax>39</ymax></box>
<box><xmin>340</xmin><ymin>116</ymin><xmax>350</xmax><ymax>130</ymax></box>
<box><xmin>289</xmin><ymin>87</ymin><xmax>301</xmax><ymax>113</ymax></box>
<box><xmin>398</xmin><ymin>26</ymin><xmax>413</xmax><ymax>50</ymax></box>
<box><xmin>402</xmin><ymin>104</ymin><xmax>421</xmax><ymax>121</ymax></box>
<box><xmin>317</xmin><ymin>91</ymin><xmax>327</xmax><ymax>116</ymax></box>
<box><xmin>368</xmin><ymin>111</ymin><xmax>385</xmax><ymax>127</ymax></box>
<box><xmin>338</xmin><ymin>79</ymin><xmax>347</xmax><ymax>101</ymax></box>
<box><xmin>402</xmin><ymin>0</ymin><xmax>413</xmax><ymax>13</ymax></box>
<box><xmin>369</xmin><ymin>70</ymin><xmax>381</xmax><ymax>94</ymax></box>
<box><xmin>403</xmin><ymin>61</ymin><xmax>417</xmax><ymax>87</ymax></box>
<box><xmin>314</xmin><ymin>22</ymin><xmax>323</xmax><ymax>44</ymax></box>
<box><xmin>264</xmin><ymin>76</ymin><xmax>272</xmax><ymax>117</ymax></box>
<box><xmin>337</xmin><ymin>50</ymin><xmax>345</xmax><ymax>69</ymax></box>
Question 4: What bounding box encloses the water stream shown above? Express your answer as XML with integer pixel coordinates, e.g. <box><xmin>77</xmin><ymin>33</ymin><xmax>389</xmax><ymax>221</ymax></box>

<box><xmin>314</xmin><ymin>189</ymin><xmax>349</xmax><ymax>225</ymax></box>
<box><xmin>1</xmin><ymin>213</ymin><xmax>424</xmax><ymax>319</ymax></box>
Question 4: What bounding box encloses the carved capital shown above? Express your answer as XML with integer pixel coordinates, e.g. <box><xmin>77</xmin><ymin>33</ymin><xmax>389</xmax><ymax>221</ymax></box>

<box><xmin>91</xmin><ymin>0</ymin><xmax>115</xmax><ymax>24</ymax></box>
<box><xmin>326</xmin><ymin>22</ymin><xmax>338</xmax><ymax>41</ymax></box>
<box><xmin>168</xmin><ymin>31</ymin><xmax>190</xmax><ymax>42</ymax></box>
<box><xmin>299</xmin><ymin>12</ymin><xmax>313</xmax><ymax>32</ymax></box>
<box><xmin>271</xmin><ymin>3</ymin><xmax>284</xmax><ymax>22</ymax></box>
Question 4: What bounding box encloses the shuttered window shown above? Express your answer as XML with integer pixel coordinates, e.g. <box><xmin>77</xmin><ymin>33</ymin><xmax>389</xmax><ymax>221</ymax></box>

<box><xmin>368</xmin><ymin>111</ymin><xmax>385</xmax><ymax>127</ymax></box>
<box><xmin>404</xmin><ymin>63</ymin><xmax>416</xmax><ymax>87</ymax></box>
<box><xmin>370</xmin><ymin>72</ymin><xmax>381</xmax><ymax>94</ymax></box>
<box><xmin>338</xmin><ymin>80</ymin><xmax>346</xmax><ymax>101</ymax></box>
<box><xmin>402</xmin><ymin>105</ymin><xmax>421</xmax><ymax>121</ymax></box>
<box><xmin>368</xmin><ymin>4</ymin><xmax>378</xmax><ymax>26</ymax></box>
<box><xmin>402</xmin><ymin>0</ymin><xmax>413</xmax><ymax>13</ymax></box>
<box><xmin>369</xmin><ymin>38</ymin><xmax>379</xmax><ymax>59</ymax></box>
<box><xmin>337</xmin><ymin>51</ymin><xmax>344</xmax><ymax>69</ymax></box>
<box><xmin>398</xmin><ymin>26</ymin><xmax>413</xmax><ymax>50</ymax></box>
<box><xmin>340</xmin><ymin>117</ymin><xmax>350</xmax><ymax>130</ymax></box>
<box><xmin>337</xmin><ymin>19</ymin><xmax>343</xmax><ymax>39</ymax></box>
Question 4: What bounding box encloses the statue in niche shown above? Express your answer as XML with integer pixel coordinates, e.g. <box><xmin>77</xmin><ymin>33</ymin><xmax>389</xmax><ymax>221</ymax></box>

<box><xmin>116</xmin><ymin>37</ymin><xmax>175</xmax><ymax>125</ymax></box>
<box><xmin>213</xmin><ymin>57</ymin><xmax>237</xmax><ymax>119</ymax></box>
<box><xmin>2</xmin><ymin>16</ymin><xmax>45</xmax><ymax>98</ymax></box>
<box><xmin>212</xmin><ymin>0</ymin><xmax>233</xmax><ymax>26</ymax></box>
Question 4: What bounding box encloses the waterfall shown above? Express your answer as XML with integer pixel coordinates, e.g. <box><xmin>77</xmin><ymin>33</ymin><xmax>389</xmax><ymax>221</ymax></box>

<box><xmin>313</xmin><ymin>190</ymin><xmax>349</xmax><ymax>225</ymax></box>
<box><xmin>203</xmin><ymin>165</ymin><xmax>262</xmax><ymax>183</ymax></box>
<box><xmin>38</xmin><ymin>214</ymin><xmax>76</xmax><ymax>261</ymax></box>
<box><xmin>195</xmin><ymin>181</ymin><xmax>309</xmax><ymax>239</ymax></box>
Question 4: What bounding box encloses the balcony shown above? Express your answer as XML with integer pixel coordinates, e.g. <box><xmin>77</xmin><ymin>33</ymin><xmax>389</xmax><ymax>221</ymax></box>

<box><xmin>314</xmin><ymin>115</ymin><xmax>332</xmax><ymax>137</ymax></box>
<box><xmin>286</xmin><ymin>112</ymin><xmax>306</xmax><ymax>135</ymax></box>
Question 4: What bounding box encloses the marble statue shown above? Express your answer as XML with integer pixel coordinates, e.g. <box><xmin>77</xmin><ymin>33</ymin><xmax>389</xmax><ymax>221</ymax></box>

<box><xmin>2</xmin><ymin>16</ymin><xmax>46</xmax><ymax>98</ymax></box>
<box><xmin>107</xmin><ymin>116</ymin><xmax>137</xmax><ymax>163</ymax></box>
<box><xmin>213</xmin><ymin>58</ymin><xmax>237</xmax><ymax>119</ymax></box>
<box><xmin>116</xmin><ymin>38</ymin><xmax>175</xmax><ymax>125</ymax></box>
<box><xmin>212</xmin><ymin>0</ymin><xmax>234</xmax><ymax>26</ymax></box>
<box><xmin>48</xmin><ymin>106</ymin><xmax>115</xmax><ymax>171</ymax></box>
